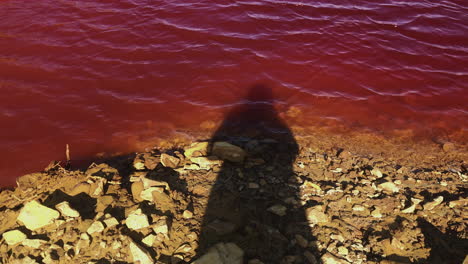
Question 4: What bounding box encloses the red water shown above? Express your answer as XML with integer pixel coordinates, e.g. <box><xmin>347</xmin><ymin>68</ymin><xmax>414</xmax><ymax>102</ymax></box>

<box><xmin>1</xmin><ymin>0</ymin><xmax>467</xmax><ymax>186</ymax></box>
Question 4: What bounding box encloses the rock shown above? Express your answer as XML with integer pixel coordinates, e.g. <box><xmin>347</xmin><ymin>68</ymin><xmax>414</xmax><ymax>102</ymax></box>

<box><xmin>89</xmin><ymin>177</ymin><xmax>107</xmax><ymax>197</ymax></box>
<box><xmin>449</xmin><ymin>198</ymin><xmax>467</xmax><ymax>208</ymax></box>
<box><xmin>248</xmin><ymin>259</ymin><xmax>264</xmax><ymax>264</ymax></box>
<box><xmin>190</xmin><ymin>157</ymin><xmax>221</xmax><ymax>170</ymax></box>
<box><xmin>152</xmin><ymin>191</ymin><xmax>174</xmax><ymax>212</ymax></box>
<box><xmin>55</xmin><ymin>201</ymin><xmax>80</xmax><ymax>218</ymax></box>
<box><xmin>212</xmin><ymin>142</ymin><xmax>246</xmax><ymax>163</ymax></box>
<box><xmin>184</xmin><ymin>142</ymin><xmax>209</xmax><ymax>158</ymax></box>
<box><xmin>304</xmin><ymin>251</ymin><xmax>318</xmax><ymax>264</ymax></box>
<box><xmin>22</xmin><ymin>238</ymin><xmax>47</xmax><ymax>249</ymax></box>
<box><xmin>377</xmin><ymin>182</ymin><xmax>399</xmax><ymax>193</ymax></box>
<box><xmin>193</xmin><ymin>242</ymin><xmax>243</xmax><ymax>264</ymax></box>
<box><xmin>423</xmin><ymin>196</ymin><xmax>444</xmax><ymax>211</ymax></box>
<box><xmin>87</xmin><ymin>221</ymin><xmax>105</xmax><ymax>234</ymax></box>
<box><xmin>268</xmin><ymin>204</ymin><xmax>287</xmax><ymax>216</ymax></box>
<box><xmin>161</xmin><ymin>153</ymin><xmax>180</xmax><ymax>168</ymax></box>
<box><xmin>207</xmin><ymin>219</ymin><xmax>236</xmax><ymax>236</ymax></box>
<box><xmin>104</xmin><ymin>217</ymin><xmax>119</xmax><ymax>228</ymax></box>
<box><xmin>153</xmin><ymin>219</ymin><xmax>169</xmax><ymax>234</ymax></box>
<box><xmin>442</xmin><ymin>142</ymin><xmax>456</xmax><ymax>152</ymax></box>
<box><xmin>126</xmin><ymin>209</ymin><xmax>150</xmax><ymax>230</ymax></box>
<box><xmin>337</xmin><ymin>246</ymin><xmax>349</xmax><ymax>256</ymax></box>
<box><xmin>17</xmin><ymin>200</ymin><xmax>60</xmax><ymax>231</ymax></box>
<box><xmin>131</xmin><ymin>181</ymin><xmax>145</xmax><ymax>202</ymax></box>
<box><xmin>371</xmin><ymin>207</ymin><xmax>383</xmax><ymax>218</ymax></box>
<box><xmin>401</xmin><ymin>198</ymin><xmax>422</xmax><ymax>214</ymax></box>
<box><xmin>142</xmin><ymin>234</ymin><xmax>156</xmax><ymax>247</ymax></box>
<box><xmin>129</xmin><ymin>239</ymin><xmax>153</xmax><ymax>264</ymax></box>
<box><xmin>143</xmin><ymin>154</ymin><xmax>160</xmax><ymax>170</ymax></box>
<box><xmin>140</xmin><ymin>187</ymin><xmax>164</xmax><ymax>201</ymax></box>
<box><xmin>371</xmin><ymin>168</ymin><xmax>383</xmax><ymax>178</ymax></box>
<box><xmin>321</xmin><ymin>252</ymin><xmax>349</xmax><ymax>264</ymax></box>
<box><xmin>2</xmin><ymin>229</ymin><xmax>27</xmax><ymax>245</ymax></box>
<box><xmin>295</xmin><ymin>234</ymin><xmax>308</xmax><ymax>248</ymax></box>
<box><xmin>305</xmin><ymin>205</ymin><xmax>328</xmax><ymax>225</ymax></box>
<box><xmin>134</xmin><ymin>155</ymin><xmax>146</xmax><ymax>170</ymax></box>
<box><xmin>183</xmin><ymin>210</ymin><xmax>193</xmax><ymax>219</ymax></box>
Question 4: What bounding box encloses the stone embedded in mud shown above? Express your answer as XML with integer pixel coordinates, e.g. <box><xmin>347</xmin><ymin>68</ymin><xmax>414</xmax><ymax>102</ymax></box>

<box><xmin>212</xmin><ymin>142</ymin><xmax>246</xmax><ymax>163</ymax></box>
<box><xmin>126</xmin><ymin>209</ymin><xmax>150</xmax><ymax>230</ymax></box>
<box><xmin>321</xmin><ymin>252</ymin><xmax>350</xmax><ymax>264</ymax></box>
<box><xmin>268</xmin><ymin>204</ymin><xmax>287</xmax><ymax>216</ymax></box>
<box><xmin>305</xmin><ymin>205</ymin><xmax>328</xmax><ymax>225</ymax></box>
<box><xmin>87</xmin><ymin>221</ymin><xmax>105</xmax><ymax>234</ymax></box>
<box><xmin>55</xmin><ymin>201</ymin><xmax>80</xmax><ymax>218</ymax></box>
<box><xmin>161</xmin><ymin>153</ymin><xmax>180</xmax><ymax>168</ymax></box>
<box><xmin>17</xmin><ymin>200</ymin><xmax>60</xmax><ymax>231</ymax></box>
<box><xmin>129</xmin><ymin>239</ymin><xmax>153</xmax><ymax>264</ymax></box>
<box><xmin>193</xmin><ymin>242</ymin><xmax>244</xmax><ymax>264</ymax></box>
<box><xmin>2</xmin><ymin>229</ymin><xmax>27</xmax><ymax>245</ymax></box>
<box><xmin>423</xmin><ymin>196</ymin><xmax>444</xmax><ymax>211</ymax></box>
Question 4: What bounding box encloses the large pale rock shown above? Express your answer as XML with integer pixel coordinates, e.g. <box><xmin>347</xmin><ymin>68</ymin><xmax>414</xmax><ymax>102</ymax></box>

<box><xmin>160</xmin><ymin>153</ymin><xmax>180</xmax><ymax>168</ymax></box>
<box><xmin>126</xmin><ymin>209</ymin><xmax>150</xmax><ymax>230</ymax></box>
<box><xmin>129</xmin><ymin>240</ymin><xmax>153</xmax><ymax>264</ymax></box>
<box><xmin>17</xmin><ymin>200</ymin><xmax>60</xmax><ymax>230</ymax></box>
<box><xmin>377</xmin><ymin>182</ymin><xmax>399</xmax><ymax>193</ymax></box>
<box><xmin>305</xmin><ymin>205</ymin><xmax>328</xmax><ymax>225</ymax></box>
<box><xmin>193</xmin><ymin>242</ymin><xmax>243</xmax><ymax>264</ymax></box>
<box><xmin>212</xmin><ymin>142</ymin><xmax>246</xmax><ymax>163</ymax></box>
<box><xmin>2</xmin><ymin>229</ymin><xmax>27</xmax><ymax>245</ymax></box>
<box><xmin>55</xmin><ymin>201</ymin><xmax>80</xmax><ymax>218</ymax></box>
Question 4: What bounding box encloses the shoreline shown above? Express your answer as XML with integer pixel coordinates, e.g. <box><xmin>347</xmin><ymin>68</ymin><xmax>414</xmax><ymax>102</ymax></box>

<box><xmin>0</xmin><ymin>132</ymin><xmax>466</xmax><ymax>263</ymax></box>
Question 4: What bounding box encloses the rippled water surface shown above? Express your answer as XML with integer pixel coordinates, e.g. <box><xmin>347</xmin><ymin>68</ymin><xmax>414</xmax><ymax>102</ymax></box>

<box><xmin>1</xmin><ymin>0</ymin><xmax>467</xmax><ymax>185</ymax></box>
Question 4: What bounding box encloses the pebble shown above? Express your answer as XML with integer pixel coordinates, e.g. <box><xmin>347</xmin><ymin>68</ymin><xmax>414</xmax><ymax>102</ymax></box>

<box><xmin>321</xmin><ymin>252</ymin><xmax>350</xmax><ymax>264</ymax></box>
<box><xmin>104</xmin><ymin>217</ymin><xmax>119</xmax><ymax>228</ymax></box>
<box><xmin>211</xmin><ymin>142</ymin><xmax>246</xmax><ymax>163</ymax></box>
<box><xmin>160</xmin><ymin>153</ymin><xmax>180</xmax><ymax>168</ymax></box>
<box><xmin>377</xmin><ymin>182</ymin><xmax>399</xmax><ymax>193</ymax></box>
<box><xmin>142</xmin><ymin>234</ymin><xmax>156</xmax><ymax>247</ymax></box>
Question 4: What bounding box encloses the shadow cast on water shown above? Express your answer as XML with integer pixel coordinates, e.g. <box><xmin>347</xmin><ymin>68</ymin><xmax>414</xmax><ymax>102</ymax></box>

<box><xmin>195</xmin><ymin>84</ymin><xmax>315</xmax><ymax>262</ymax></box>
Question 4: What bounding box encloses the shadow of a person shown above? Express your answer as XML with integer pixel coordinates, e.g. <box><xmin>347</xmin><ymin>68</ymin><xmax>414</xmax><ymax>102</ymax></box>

<box><xmin>195</xmin><ymin>84</ymin><xmax>315</xmax><ymax>263</ymax></box>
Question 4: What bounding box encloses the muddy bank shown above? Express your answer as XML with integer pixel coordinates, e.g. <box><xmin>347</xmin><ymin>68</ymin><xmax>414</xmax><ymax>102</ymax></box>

<box><xmin>0</xmin><ymin>134</ymin><xmax>467</xmax><ymax>264</ymax></box>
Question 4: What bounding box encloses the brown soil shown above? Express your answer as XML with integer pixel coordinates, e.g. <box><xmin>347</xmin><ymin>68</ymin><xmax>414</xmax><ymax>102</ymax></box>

<box><xmin>0</xmin><ymin>130</ymin><xmax>467</xmax><ymax>264</ymax></box>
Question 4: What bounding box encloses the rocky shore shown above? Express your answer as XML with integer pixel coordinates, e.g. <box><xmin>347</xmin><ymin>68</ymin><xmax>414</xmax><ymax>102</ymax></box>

<box><xmin>0</xmin><ymin>137</ymin><xmax>467</xmax><ymax>264</ymax></box>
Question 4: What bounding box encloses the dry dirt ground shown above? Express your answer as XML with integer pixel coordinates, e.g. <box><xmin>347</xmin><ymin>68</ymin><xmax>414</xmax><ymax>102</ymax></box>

<box><xmin>0</xmin><ymin>132</ymin><xmax>467</xmax><ymax>264</ymax></box>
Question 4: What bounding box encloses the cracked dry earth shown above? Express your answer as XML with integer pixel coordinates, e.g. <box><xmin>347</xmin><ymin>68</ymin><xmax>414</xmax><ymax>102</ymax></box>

<box><xmin>0</xmin><ymin>138</ymin><xmax>467</xmax><ymax>264</ymax></box>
